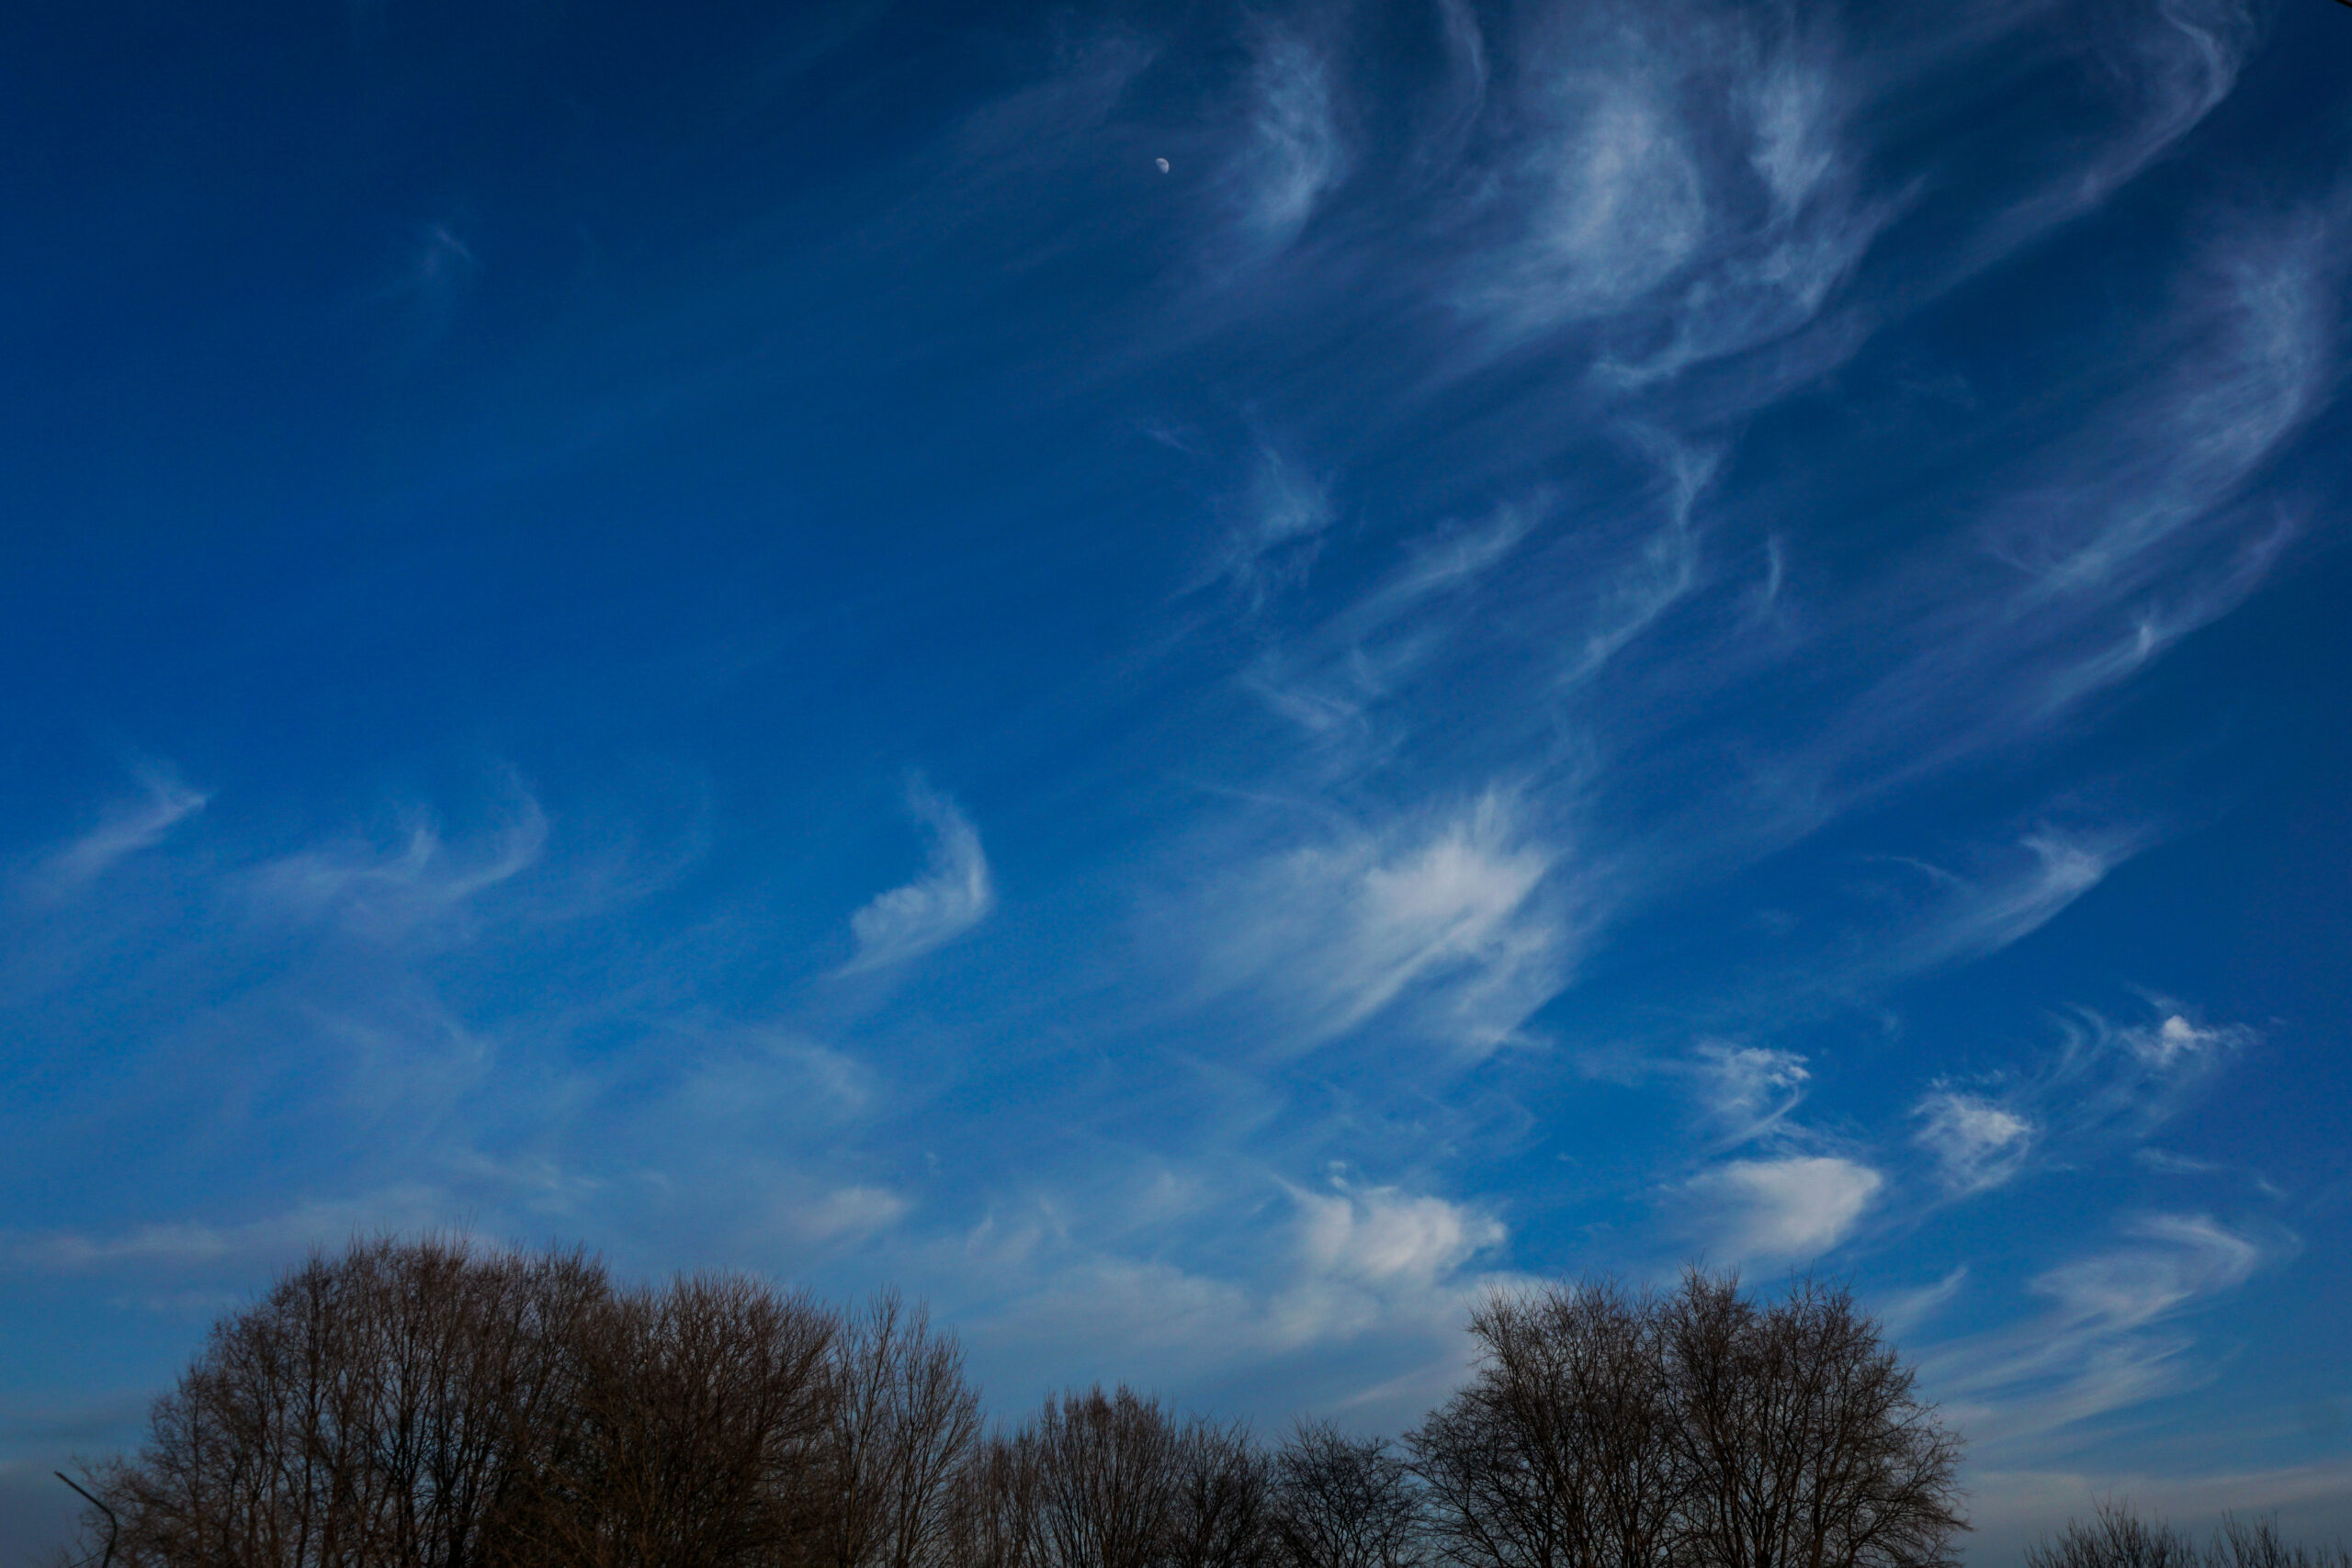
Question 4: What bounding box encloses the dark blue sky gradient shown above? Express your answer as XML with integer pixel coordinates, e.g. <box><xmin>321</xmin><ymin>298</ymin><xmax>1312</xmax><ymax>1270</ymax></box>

<box><xmin>5</xmin><ymin>0</ymin><xmax>2351</xmax><ymax>1557</ymax></box>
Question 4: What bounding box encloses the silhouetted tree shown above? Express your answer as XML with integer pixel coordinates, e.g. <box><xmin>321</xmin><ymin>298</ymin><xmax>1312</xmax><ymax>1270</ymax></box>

<box><xmin>1410</xmin><ymin>1272</ymin><xmax>1963</xmax><ymax>1568</ymax></box>
<box><xmin>1169</xmin><ymin>1418</ymin><xmax>1274</xmax><ymax>1568</ymax></box>
<box><xmin>74</xmin><ymin>1235</ymin><xmax>607</xmax><ymax>1568</ymax></box>
<box><xmin>2026</xmin><ymin>1506</ymin><xmax>2352</xmax><ymax>1568</ymax></box>
<box><xmin>511</xmin><ymin>1272</ymin><xmax>837</xmax><ymax>1568</ymax></box>
<box><xmin>1660</xmin><ymin>1271</ymin><xmax>1963</xmax><ymax>1568</ymax></box>
<box><xmin>820</xmin><ymin>1289</ymin><xmax>985</xmax><ymax>1568</ymax></box>
<box><xmin>944</xmin><ymin>1387</ymin><xmax>1273</xmax><ymax>1568</ymax></box>
<box><xmin>1409</xmin><ymin>1279</ymin><xmax>1679</xmax><ymax>1568</ymax></box>
<box><xmin>1269</xmin><ymin>1421</ymin><xmax>1424</xmax><ymax>1568</ymax></box>
<box><xmin>60</xmin><ymin>1244</ymin><xmax>1973</xmax><ymax>1568</ymax></box>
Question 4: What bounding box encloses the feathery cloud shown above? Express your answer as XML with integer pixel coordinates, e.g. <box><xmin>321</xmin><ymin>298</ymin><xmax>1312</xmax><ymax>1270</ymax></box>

<box><xmin>40</xmin><ymin>772</ymin><xmax>208</xmax><ymax>888</ymax></box>
<box><xmin>1196</xmin><ymin>791</ymin><xmax>1568</xmax><ymax>1057</ymax></box>
<box><xmin>844</xmin><ymin>781</ymin><xmax>993</xmax><ymax>972</ymax></box>
<box><xmin>1913</xmin><ymin>1090</ymin><xmax>2036</xmax><ymax>1195</ymax></box>
<box><xmin>1686</xmin><ymin>1155</ymin><xmax>1883</xmax><ymax>1260</ymax></box>
<box><xmin>1223</xmin><ymin>24</ymin><xmax>1348</xmax><ymax>261</ymax></box>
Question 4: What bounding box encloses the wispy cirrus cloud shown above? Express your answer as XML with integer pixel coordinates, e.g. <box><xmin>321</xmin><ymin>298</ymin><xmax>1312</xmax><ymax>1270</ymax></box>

<box><xmin>931</xmin><ymin>1171</ymin><xmax>1507</xmax><ymax>1413</ymax></box>
<box><xmin>1894</xmin><ymin>829</ymin><xmax>2143</xmax><ymax>975</ymax></box>
<box><xmin>1690</xmin><ymin>1041</ymin><xmax>1812</xmax><ymax>1145</ymax></box>
<box><xmin>1913</xmin><ymin>1090</ymin><xmax>2037</xmax><ymax>1195</ymax></box>
<box><xmin>13</xmin><ymin>1185</ymin><xmax>446</xmax><ymax>1274</ymax></box>
<box><xmin>1928</xmin><ymin>1212</ymin><xmax>2285</xmax><ymax>1452</ymax></box>
<box><xmin>1684</xmin><ymin>1155</ymin><xmax>1883</xmax><ymax>1261</ymax></box>
<box><xmin>1460</xmin><ymin>62</ymin><xmax>1706</xmax><ymax>345</ymax></box>
<box><xmin>37</xmin><ymin>770</ymin><xmax>209</xmax><ymax>889</ymax></box>
<box><xmin>842</xmin><ymin>780</ymin><xmax>993</xmax><ymax>973</ymax></box>
<box><xmin>1217</xmin><ymin>445</ymin><xmax>1335</xmax><ymax>605</ymax></box>
<box><xmin>1192</xmin><ymin>790</ymin><xmax>1572</xmax><ymax>1059</ymax></box>
<box><xmin>1221</xmin><ymin>23</ymin><xmax>1348</xmax><ymax>263</ymax></box>
<box><xmin>247</xmin><ymin>794</ymin><xmax>548</xmax><ymax>941</ymax></box>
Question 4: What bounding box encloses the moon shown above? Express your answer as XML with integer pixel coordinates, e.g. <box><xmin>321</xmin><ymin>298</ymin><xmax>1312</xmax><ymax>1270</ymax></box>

<box><xmin>1155</xmin><ymin>157</ymin><xmax>1170</xmax><ymax>174</ymax></box>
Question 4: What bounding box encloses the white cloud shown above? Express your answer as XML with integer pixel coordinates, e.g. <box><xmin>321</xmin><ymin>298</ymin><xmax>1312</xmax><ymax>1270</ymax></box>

<box><xmin>1688</xmin><ymin>1155</ymin><xmax>1883</xmax><ymax>1259</ymax></box>
<box><xmin>2133</xmin><ymin>1013</ymin><xmax>2228</xmax><ymax>1070</ymax></box>
<box><xmin>1218</xmin><ymin>446</ymin><xmax>1334</xmax><ymax>603</ymax></box>
<box><xmin>778</xmin><ymin>1185</ymin><xmax>910</xmax><ymax>1246</ymax></box>
<box><xmin>843</xmin><ymin>781</ymin><xmax>993</xmax><ymax>971</ymax></box>
<box><xmin>1242</xmin><ymin>501</ymin><xmax>1535</xmax><ymax>740</ymax></box>
<box><xmin>955</xmin><ymin>1177</ymin><xmax>1507</xmax><ymax>1394</ymax></box>
<box><xmin>1224</xmin><ymin>25</ymin><xmax>1347</xmax><ymax>259</ymax></box>
<box><xmin>1559</xmin><ymin>442</ymin><xmax>1714</xmax><ymax>686</ymax></box>
<box><xmin>1199</xmin><ymin>791</ymin><xmax>1568</xmax><ymax>1056</ymax></box>
<box><xmin>249</xmin><ymin>795</ymin><xmax>548</xmax><ymax>941</ymax></box>
<box><xmin>41</xmin><ymin>772</ymin><xmax>209</xmax><ymax>887</ymax></box>
<box><xmin>2032</xmin><ymin>1213</ymin><xmax>2264</xmax><ymax>1333</ymax></box>
<box><xmin>1464</xmin><ymin>71</ymin><xmax>1705</xmax><ymax>343</ymax></box>
<box><xmin>1692</xmin><ymin>1042</ymin><xmax>1811</xmax><ymax>1143</ymax></box>
<box><xmin>17</xmin><ymin>1186</ymin><xmax>445</xmax><ymax>1272</ymax></box>
<box><xmin>1973</xmin><ymin>0</ymin><xmax>2256</xmax><ymax>268</ymax></box>
<box><xmin>1896</xmin><ymin>829</ymin><xmax>2139</xmax><ymax>974</ymax></box>
<box><xmin>1925</xmin><ymin>1212</ymin><xmax>2284</xmax><ymax>1454</ymax></box>
<box><xmin>1292</xmin><ymin>1183</ymin><xmax>1504</xmax><ymax>1290</ymax></box>
<box><xmin>1913</xmin><ymin>1090</ymin><xmax>2035</xmax><ymax>1194</ymax></box>
<box><xmin>2041</xmin><ymin>1001</ymin><xmax>2250</xmax><ymax>1142</ymax></box>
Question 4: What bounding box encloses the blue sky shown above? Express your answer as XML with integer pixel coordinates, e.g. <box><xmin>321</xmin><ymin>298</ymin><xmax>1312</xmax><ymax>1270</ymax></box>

<box><xmin>4</xmin><ymin>0</ymin><xmax>2350</xmax><ymax>1556</ymax></box>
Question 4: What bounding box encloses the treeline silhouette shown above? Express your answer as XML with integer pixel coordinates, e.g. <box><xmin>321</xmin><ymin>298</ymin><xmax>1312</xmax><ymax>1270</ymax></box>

<box><xmin>56</xmin><ymin>1235</ymin><xmax>1973</xmax><ymax>1568</ymax></box>
<box><xmin>2027</xmin><ymin>1506</ymin><xmax>2352</xmax><ymax>1568</ymax></box>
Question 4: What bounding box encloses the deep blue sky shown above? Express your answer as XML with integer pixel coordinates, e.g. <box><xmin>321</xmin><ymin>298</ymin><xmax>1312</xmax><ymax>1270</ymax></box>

<box><xmin>5</xmin><ymin>0</ymin><xmax>2350</xmax><ymax>1557</ymax></box>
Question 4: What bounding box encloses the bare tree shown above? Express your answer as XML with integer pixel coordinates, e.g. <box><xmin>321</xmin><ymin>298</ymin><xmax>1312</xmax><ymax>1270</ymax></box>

<box><xmin>2026</xmin><ymin>1506</ymin><xmax>2352</xmax><ymax>1568</ymax></box>
<box><xmin>62</xmin><ymin>1241</ymin><xmax>1973</xmax><ymax>1568</ymax></box>
<box><xmin>821</xmin><ymin>1289</ymin><xmax>985</xmax><ymax>1568</ymax></box>
<box><xmin>1409</xmin><ymin>1279</ymin><xmax>1680</xmax><ymax>1568</ymax></box>
<box><xmin>1023</xmin><ymin>1386</ymin><xmax>1187</xmax><ymax>1568</ymax></box>
<box><xmin>71</xmin><ymin>1235</ymin><xmax>607</xmax><ymax>1568</ymax></box>
<box><xmin>1169</xmin><ymin>1419</ymin><xmax>1273</xmax><ymax>1568</ymax></box>
<box><xmin>2207</xmin><ymin>1515</ymin><xmax>2352</xmax><ymax>1568</ymax></box>
<box><xmin>1661</xmin><ymin>1271</ymin><xmax>1963</xmax><ymax>1568</ymax></box>
<box><xmin>514</xmin><ymin>1273</ymin><xmax>838</xmax><ymax>1568</ymax></box>
<box><xmin>946</xmin><ymin>1386</ymin><xmax>1273</xmax><ymax>1568</ymax></box>
<box><xmin>1269</xmin><ymin>1422</ymin><xmax>1423</xmax><ymax>1568</ymax></box>
<box><xmin>944</xmin><ymin>1433</ymin><xmax>1044</xmax><ymax>1568</ymax></box>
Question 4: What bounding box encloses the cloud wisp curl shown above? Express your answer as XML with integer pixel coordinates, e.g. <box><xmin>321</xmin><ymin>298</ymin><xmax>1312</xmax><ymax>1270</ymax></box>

<box><xmin>1684</xmin><ymin>1155</ymin><xmax>1884</xmax><ymax>1261</ymax></box>
<box><xmin>37</xmin><ymin>771</ymin><xmax>209</xmax><ymax>889</ymax></box>
<box><xmin>842</xmin><ymin>781</ymin><xmax>995</xmax><ymax>973</ymax></box>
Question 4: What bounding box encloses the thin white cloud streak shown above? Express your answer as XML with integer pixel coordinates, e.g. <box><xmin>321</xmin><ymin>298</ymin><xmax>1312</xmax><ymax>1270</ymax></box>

<box><xmin>1925</xmin><ymin>1213</ymin><xmax>2284</xmax><ymax>1453</ymax></box>
<box><xmin>1218</xmin><ymin>446</ymin><xmax>1335</xmax><ymax>605</ymax></box>
<box><xmin>1894</xmin><ymin>829</ymin><xmax>2142</xmax><ymax>976</ymax></box>
<box><xmin>1999</xmin><ymin>215</ymin><xmax>2331</xmax><ymax>611</ymax></box>
<box><xmin>13</xmin><ymin>1186</ymin><xmax>446</xmax><ymax>1273</ymax></box>
<box><xmin>40</xmin><ymin>773</ymin><xmax>209</xmax><ymax>888</ymax></box>
<box><xmin>1965</xmin><ymin>0</ymin><xmax>2258</xmax><ymax>276</ymax></box>
<box><xmin>761</xmin><ymin>1181</ymin><xmax>910</xmax><ymax>1247</ymax></box>
<box><xmin>248</xmin><ymin>795</ymin><xmax>548</xmax><ymax>940</ymax></box>
<box><xmin>1827</xmin><ymin>208</ymin><xmax>2335</xmax><ymax>793</ymax></box>
<box><xmin>843</xmin><ymin>781</ymin><xmax>993</xmax><ymax>972</ymax></box>
<box><xmin>1561</xmin><ymin>441</ymin><xmax>1715</xmax><ymax>686</ymax></box>
<box><xmin>1409</xmin><ymin>0</ymin><xmax>1488</xmax><ymax>181</ymax></box>
<box><xmin>1912</xmin><ymin>1090</ymin><xmax>2035</xmax><ymax>1195</ymax></box>
<box><xmin>1244</xmin><ymin>501</ymin><xmax>1534</xmax><ymax>741</ymax></box>
<box><xmin>1222</xmin><ymin>24</ymin><xmax>1347</xmax><ymax>262</ymax></box>
<box><xmin>1965</xmin><ymin>1456</ymin><xmax>2352</xmax><ymax>1550</ymax></box>
<box><xmin>1193</xmin><ymin>790</ymin><xmax>1571</xmax><ymax>1058</ymax></box>
<box><xmin>1684</xmin><ymin>1155</ymin><xmax>1883</xmax><ymax>1260</ymax></box>
<box><xmin>1690</xmin><ymin>1041</ymin><xmax>1811</xmax><ymax>1145</ymax></box>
